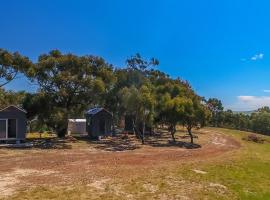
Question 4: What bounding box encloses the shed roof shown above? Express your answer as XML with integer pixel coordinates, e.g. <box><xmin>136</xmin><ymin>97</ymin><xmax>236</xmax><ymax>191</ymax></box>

<box><xmin>0</xmin><ymin>105</ymin><xmax>27</xmax><ymax>113</ymax></box>
<box><xmin>85</xmin><ymin>107</ymin><xmax>111</xmax><ymax>116</ymax></box>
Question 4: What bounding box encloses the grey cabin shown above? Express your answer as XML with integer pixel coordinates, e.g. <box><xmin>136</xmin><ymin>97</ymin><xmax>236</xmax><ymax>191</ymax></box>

<box><xmin>85</xmin><ymin>108</ymin><xmax>113</xmax><ymax>138</ymax></box>
<box><xmin>0</xmin><ymin>105</ymin><xmax>27</xmax><ymax>141</ymax></box>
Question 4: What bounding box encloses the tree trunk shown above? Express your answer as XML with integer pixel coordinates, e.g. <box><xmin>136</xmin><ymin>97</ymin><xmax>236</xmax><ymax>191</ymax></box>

<box><xmin>112</xmin><ymin>114</ymin><xmax>116</xmax><ymax>137</ymax></box>
<box><xmin>171</xmin><ymin>131</ymin><xmax>176</xmax><ymax>142</ymax></box>
<box><xmin>141</xmin><ymin>120</ymin><xmax>145</xmax><ymax>144</ymax></box>
<box><xmin>215</xmin><ymin>112</ymin><xmax>218</xmax><ymax>127</ymax></box>
<box><xmin>132</xmin><ymin>119</ymin><xmax>137</xmax><ymax>137</ymax></box>
<box><xmin>187</xmin><ymin>126</ymin><xmax>193</xmax><ymax>144</ymax></box>
<box><xmin>57</xmin><ymin>126</ymin><xmax>67</xmax><ymax>138</ymax></box>
<box><xmin>169</xmin><ymin>125</ymin><xmax>176</xmax><ymax>142</ymax></box>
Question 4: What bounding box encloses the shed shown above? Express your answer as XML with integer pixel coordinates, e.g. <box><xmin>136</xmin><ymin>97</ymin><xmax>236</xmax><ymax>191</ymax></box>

<box><xmin>67</xmin><ymin>119</ymin><xmax>87</xmax><ymax>135</ymax></box>
<box><xmin>85</xmin><ymin>108</ymin><xmax>113</xmax><ymax>138</ymax></box>
<box><xmin>0</xmin><ymin>105</ymin><xmax>27</xmax><ymax>141</ymax></box>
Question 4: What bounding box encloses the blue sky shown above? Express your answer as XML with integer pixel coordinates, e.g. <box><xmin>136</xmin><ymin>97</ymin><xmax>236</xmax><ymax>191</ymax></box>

<box><xmin>1</xmin><ymin>0</ymin><xmax>270</xmax><ymax>111</ymax></box>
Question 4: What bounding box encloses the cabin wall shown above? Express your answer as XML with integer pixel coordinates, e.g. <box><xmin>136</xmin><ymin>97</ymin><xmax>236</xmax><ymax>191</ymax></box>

<box><xmin>95</xmin><ymin>111</ymin><xmax>112</xmax><ymax>136</ymax></box>
<box><xmin>0</xmin><ymin>109</ymin><xmax>27</xmax><ymax>140</ymax></box>
<box><xmin>86</xmin><ymin>110</ymin><xmax>113</xmax><ymax>138</ymax></box>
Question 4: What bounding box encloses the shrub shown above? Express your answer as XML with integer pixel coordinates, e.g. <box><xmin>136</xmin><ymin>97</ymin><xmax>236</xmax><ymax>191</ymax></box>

<box><xmin>243</xmin><ymin>134</ymin><xmax>265</xmax><ymax>143</ymax></box>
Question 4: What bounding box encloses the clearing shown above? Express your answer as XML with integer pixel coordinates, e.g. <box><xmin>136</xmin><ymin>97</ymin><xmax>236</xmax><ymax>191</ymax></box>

<box><xmin>0</xmin><ymin>128</ymin><xmax>269</xmax><ymax>200</ymax></box>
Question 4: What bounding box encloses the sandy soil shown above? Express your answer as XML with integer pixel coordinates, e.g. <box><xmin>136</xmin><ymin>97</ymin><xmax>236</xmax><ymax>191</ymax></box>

<box><xmin>0</xmin><ymin>129</ymin><xmax>240</xmax><ymax>198</ymax></box>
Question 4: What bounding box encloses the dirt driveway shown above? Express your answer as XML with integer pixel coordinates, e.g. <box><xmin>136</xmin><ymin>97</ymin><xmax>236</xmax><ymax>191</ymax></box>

<box><xmin>0</xmin><ymin>129</ymin><xmax>240</xmax><ymax>198</ymax></box>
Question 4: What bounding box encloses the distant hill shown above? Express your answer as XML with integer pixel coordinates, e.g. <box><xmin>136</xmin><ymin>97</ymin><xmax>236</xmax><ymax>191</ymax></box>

<box><xmin>233</xmin><ymin>110</ymin><xmax>257</xmax><ymax>115</ymax></box>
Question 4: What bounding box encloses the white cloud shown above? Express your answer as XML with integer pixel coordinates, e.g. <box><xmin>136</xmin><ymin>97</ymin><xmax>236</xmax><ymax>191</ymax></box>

<box><xmin>263</xmin><ymin>89</ymin><xmax>270</xmax><ymax>93</ymax></box>
<box><xmin>237</xmin><ymin>95</ymin><xmax>270</xmax><ymax>110</ymax></box>
<box><xmin>251</xmin><ymin>53</ymin><xmax>264</xmax><ymax>61</ymax></box>
<box><xmin>226</xmin><ymin>95</ymin><xmax>270</xmax><ymax>111</ymax></box>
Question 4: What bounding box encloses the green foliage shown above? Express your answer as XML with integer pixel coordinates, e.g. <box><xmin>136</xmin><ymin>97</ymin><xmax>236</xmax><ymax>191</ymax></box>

<box><xmin>0</xmin><ymin>49</ymin><xmax>32</xmax><ymax>87</ymax></box>
<box><xmin>0</xmin><ymin>49</ymin><xmax>211</xmax><ymax>141</ymax></box>
<box><xmin>208</xmin><ymin>99</ymin><xmax>270</xmax><ymax>136</ymax></box>
<box><xmin>207</xmin><ymin>98</ymin><xmax>224</xmax><ymax>127</ymax></box>
<box><xmin>155</xmin><ymin>81</ymin><xmax>210</xmax><ymax>143</ymax></box>
<box><xmin>0</xmin><ymin>88</ymin><xmax>26</xmax><ymax>108</ymax></box>
<box><xmin>27</xmin><ymin>50</ymin><xmax>115</xmax><ymax>137</ymax></box>
<box><xmin>251</xmin><ymin>111</ymin><xmax>270</xmax><ymax>134</ymax></box>
<box><xmin>126</xmin><ymin>53</ymin><xmax>159</xmax><ymax>71</ymax></box>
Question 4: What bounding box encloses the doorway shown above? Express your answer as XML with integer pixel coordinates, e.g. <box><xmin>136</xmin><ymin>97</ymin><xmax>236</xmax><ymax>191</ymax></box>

<box><xmin>99</xmin><ymin>119</ymin><xmax>105</xmax><ymax>135</ymax></box>
<box><xmin>8</xmin><ymin>119</ymin><xmax>17</xmax><ymax>138</ymax></box>
<box><xmin>0</xmin><ymin>119</ymin><xmax>17</xmax><ymax>139</ymax></box>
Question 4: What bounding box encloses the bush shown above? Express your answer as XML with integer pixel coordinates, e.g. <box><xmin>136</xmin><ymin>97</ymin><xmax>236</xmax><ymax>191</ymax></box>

<box><xmin>243</xmin><ymin>134</ymin><xmax>265</xmax><ymax>143</ymax></box>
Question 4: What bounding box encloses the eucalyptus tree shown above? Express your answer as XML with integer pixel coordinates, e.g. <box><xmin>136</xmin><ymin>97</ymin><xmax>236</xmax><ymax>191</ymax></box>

<box><xmin>180</xmin><ymin>97</ymin><xmax>211</xmax><ymax>144</ymax></box>
<box><xmin>0</xmin><ymin>48</ymin><xmax>32</xmax><ymax>87</ymax></box>
<box><xmin>207</xmin><ymin>98</ymin><xmax>224</xmax><ymax>127</ymax></box>
<box><xmin>162</xmin><ymin>95</ymin><xmax>185</xmax><ymax>142</ymax></box>
<box><xmin>30</xmin><ymin>50</ymin><xmax>114</xmax><ymax>137</ymax></box>
<box><xmin>0</xmin><ymin>88</ymin><xmax>26</xmax><ymax>108</ymax></box>
<box><xmin>126</xmin><ymin>53</ymin><xmax>159</xmax><ymax>72</ymax></box>
<box><xmin>137</xmin><ymin>84</ymin><xmax>155</xmax><ymax>144</ymax></box>
<box><xmin>156</xmin><ymin>82</ymin><xmax>210</xmax><ymax>144</ymax></box>
<box><xmin>118</xmin><ymin>83</ymin><xmax>155</xmax><ymax>144</ymax></box>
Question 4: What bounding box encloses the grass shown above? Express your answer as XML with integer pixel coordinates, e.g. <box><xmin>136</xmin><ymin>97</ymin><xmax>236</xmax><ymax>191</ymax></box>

<box><xmin>175</xmin><ymin>128</ymin><xmax>270</xmax><ymax>200</ymax></box>
<box><xmin>26</xmin><ymin>132</ymin><xmax>56</xmax><ymax>139</ymax></box>
<box><xmin>4</xmin><ymin>128</ymin><xmax>270</xmax><ymax>200</ymax></box>
<box><xmin>200</xmin><ymin>128</ymin><xmax>270</xmax><ymax>200</ymax></box>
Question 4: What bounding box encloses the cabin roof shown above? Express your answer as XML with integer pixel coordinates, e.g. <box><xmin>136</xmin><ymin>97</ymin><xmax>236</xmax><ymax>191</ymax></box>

<box><xmin>85</xmin><ymin>107</ymin><xmax>111</xmax><ymax>116</ymax></box>
<box><xmin>0</xmin><ymin>105</ymin><xmax>27</xmax><ymax>113</ymax></box>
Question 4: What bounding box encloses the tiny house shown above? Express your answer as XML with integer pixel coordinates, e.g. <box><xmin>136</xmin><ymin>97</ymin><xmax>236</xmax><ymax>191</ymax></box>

<box><xmin>0</xmin><ymin>105</ymin><xmax>27</xmax><ymax>142</ymax></box>
<box><xmin>85</xmin><ymin>108</ymin><xmax>113</xmax><ymax>138</ymax></box>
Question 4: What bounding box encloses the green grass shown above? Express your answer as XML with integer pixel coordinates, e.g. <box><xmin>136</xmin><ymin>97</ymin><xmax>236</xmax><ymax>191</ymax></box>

<box><xmin>5</xmin><ymin>128</ymin><xmax>270</xmax><ymax>200</ymax></box>
<box><xmin>177</xmin><ymin>128</ymin><xmax>270</xmax><ymax>200</ymax></box>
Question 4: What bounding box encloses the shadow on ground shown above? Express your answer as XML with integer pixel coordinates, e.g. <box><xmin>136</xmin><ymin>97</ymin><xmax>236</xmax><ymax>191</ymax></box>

<box><xmin>27</xmin><ymin>138</ymin><xmax>73</xmax><ymax>149</ymax></box>
<box><xmin>143</xmin><ymin>130</ymin><xmax>201</xmax><ymax>149</ymax></box>
<box><xmin>8</xmin><ymin>129</ymin><xmax>201</xmax><ymax>151</ymax></box>
<box><xmin>76</xmin><ymin>135</ymin><xmax>141</xmax><ymax>152</ymax></box>
<box><xmin>146</xmin><ymin>139</ymin><xmax>201</xmax><ymax>149</ymax></box>
<box><xmin>76</xmin><ymin>129</ymin><xmax>201</xmax><ymax>151</ymax></box>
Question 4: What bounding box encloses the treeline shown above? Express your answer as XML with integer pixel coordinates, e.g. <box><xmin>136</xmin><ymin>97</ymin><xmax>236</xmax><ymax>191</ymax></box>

<box><xmin>0</xmin><ymin>49</ymin><xmax>211</xmax><ymax>144</ymax></box>
<box><xmin>2</xmin><ymin>48</ymin><xmax>270</xmax><ymax>142</ymax></box>
<box><xmin>207</xmin><ymin>98</ymin><xmax>270</xmax><ymax>135</ymax></box>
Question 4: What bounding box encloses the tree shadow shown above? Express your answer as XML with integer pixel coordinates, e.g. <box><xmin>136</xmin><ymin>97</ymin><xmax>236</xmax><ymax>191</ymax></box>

<box><xmin>26</xmin><ymin>138</ymin><xmax>73</xmax><ymax>149</ymax></box>
<box><xmin>146</xmin><ymin>139</ymin><xmax>201</xmax><ymax>149</ymax></box>
<box><xmin>74</xmin><ymin>135</ymin><xmax>141</xmax><ymax>152</ymax></box>
<box><xmin>179</xmin><ymin>135</ymin><xmax>198</xmax><ymax>139</ymax></box>
<box><xmin>145</xmin><ymin>130</ymin><xmax>201</xmax><ymax>149</ymax></box>
<box><xmin>15</xmin><ymin>128</ymin><xmax>201</xmax><ymax>151</ymax></box>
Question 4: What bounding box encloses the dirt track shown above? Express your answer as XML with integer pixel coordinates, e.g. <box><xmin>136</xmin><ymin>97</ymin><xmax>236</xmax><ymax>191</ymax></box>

<box><xmin>0</xmin><ymin>129</ymin><xmax>240</xmax><ymax>197</ymax></box>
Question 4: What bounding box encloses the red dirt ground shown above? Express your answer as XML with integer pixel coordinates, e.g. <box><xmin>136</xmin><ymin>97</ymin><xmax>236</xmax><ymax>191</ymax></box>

<box><xmin>0</xmin><ymin>129</ymin><xmax>240</xmax><ymax>197</ymax></box>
